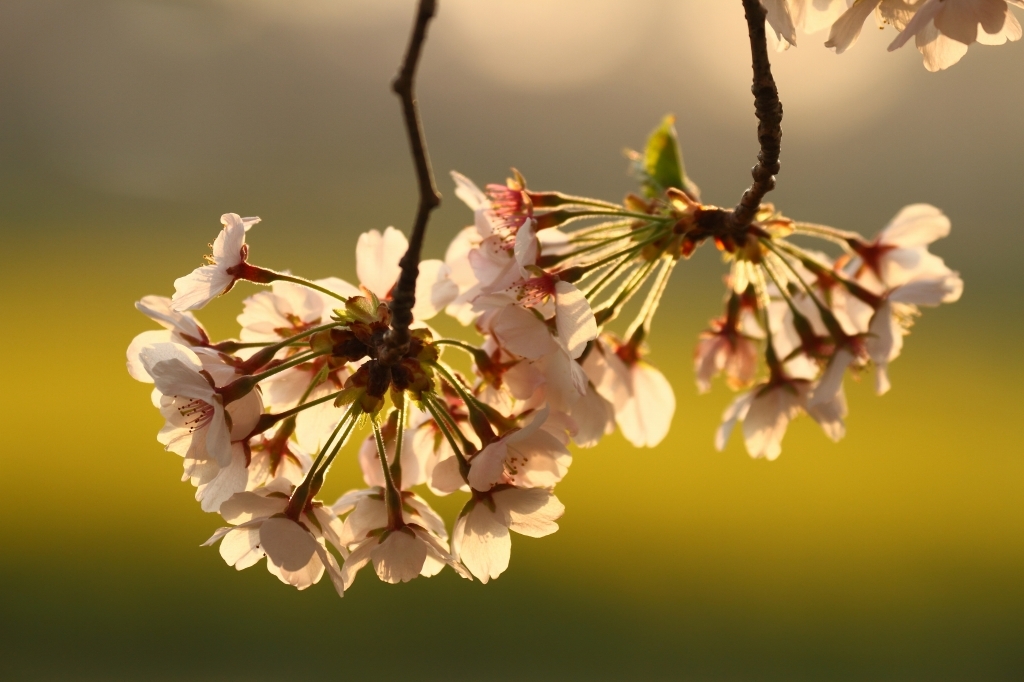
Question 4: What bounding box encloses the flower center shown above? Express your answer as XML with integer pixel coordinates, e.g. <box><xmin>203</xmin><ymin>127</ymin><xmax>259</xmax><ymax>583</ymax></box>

<box><xmin>177</xmin><ymin>398</ymin><xmax>215</xmax><ymax>433</ymax></box>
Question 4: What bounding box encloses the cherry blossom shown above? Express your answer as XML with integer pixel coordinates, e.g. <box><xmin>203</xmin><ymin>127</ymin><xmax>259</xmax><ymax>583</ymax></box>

<box><xmin>716</xmin><ymin>370</ymin><xmax>847</xmax><ymax>460</ymax></box>
<box><xmin>467</xmin><ymin>407</ymin><xmax>573</xmax><ymax>492</ymax></box>
<box><xmin>172</xmin><ymin>213</ymin><xmax>260</xmax><ymax>312</ymax></box>
<box><xmin>583</xmin><ymin>337</ymin><xmax>675</xmax><ymax>448</ymax></box>
<box><xmin>140</xmin><ymin>342</ymin><xmax>263</xmax><ymax>511</ymax></box>
<box><xmin>332</xmin><ymin>488</ymin><xmax>469</xmax><ymax>587</ymax></box>
<box><xmin>452</xmin><ymin>486</ymin><xmax>564</xmax><ymax>584</ymax></box>
<box><xmin>888</xmin><ymin>0</ymin><xmax>1023</xmax><ymax>71</ymax></box>
<box><xmin>126</xmin><ymin>296</ymin><xmax>210</xmax><ymax>383</ymax></box>
<box><xmin>203</xmin><ymin>487</ymin><xmax>345</xmax><ymax>597</ymax></box>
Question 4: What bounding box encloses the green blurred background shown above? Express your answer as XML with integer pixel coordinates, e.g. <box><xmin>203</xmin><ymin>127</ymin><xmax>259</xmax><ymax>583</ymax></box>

<box><xmin>1</xmin><ymin>1</ymin><xmax>1022</xmax><ymax>680</ymax></box>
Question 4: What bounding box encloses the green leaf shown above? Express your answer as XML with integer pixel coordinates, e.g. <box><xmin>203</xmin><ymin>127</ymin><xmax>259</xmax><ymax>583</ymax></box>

<box><xmin>642</xmin><ymin>115</ymin><xmax>685</xmax><ymax>198</ymax></box>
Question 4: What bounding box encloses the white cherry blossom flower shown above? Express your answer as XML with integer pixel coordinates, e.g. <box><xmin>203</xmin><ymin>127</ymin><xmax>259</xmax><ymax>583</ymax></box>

<box><xmin>332</xmin><ymin>488</ymin><xmax>468</xmax><ymax>587</ymax></box>
<box><xmin>583</xmin><ymin>337</ymin><xmax>675</xmax><ymax>448</ymax></box>
<box><xmin>716</xmin><ymin>372</ymin><xmax>847</xmax><ymax>460</ymax></box>
<box><xmin>141</xmin><ymin>342</ymin><xmax>263</xmax><ymax>511</ymax></box>
<box><xmin>467</xmin><ymin>407</ymin><xmax>573</xmax><ymax>492</ymax></box>
<box><xmin>452</xmin><ymin>486</ymin><xmax>564</xmax><ymax>584</ymax></box>
<box><xmin>172</xmin><ymin>213</ymin><xmax>260</xmax><ymax>312</ymax></box>
<box><xmin>888</xmin><ymin>0</ymin><xmax>1023</xmax><ymax>71</ymax></box>
<box><xmin>866</xmin><ymin>271</ymin><xmax>963</xmax><ymax>394</ymax></box>
<box><xmin>203</xmin><ymin>487</ymin><xmax>345</xmax><ymax>597</ymax></box>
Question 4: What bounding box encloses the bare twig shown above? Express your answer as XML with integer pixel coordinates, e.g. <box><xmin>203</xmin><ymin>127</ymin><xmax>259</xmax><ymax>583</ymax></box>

<box><xmin>381</xmin><ymin>0</ymin><xmax>441</xmax><ymax>365</ymax></box>
<box><xmin>730</xmin><ymin>0</ymin><xmax>783</xmax><ymax>229</ymax></box>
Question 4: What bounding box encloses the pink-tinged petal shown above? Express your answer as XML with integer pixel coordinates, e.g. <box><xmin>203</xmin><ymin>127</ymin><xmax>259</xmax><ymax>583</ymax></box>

<box><xmin>916</xmin><ymin>23</ymin><xmax>970</xmax><ymax>70</ymax></box>
<box><xmin>219</xmin><ymin>491</ymin><xmax>288</xmax><ymax>524</ymax></box>
<box><xmin>202</xmin><ymin>403</ymin><xmax>232</xmax><ymax>468</ymax></box>
<box><xmin>311</xmin><ymin>506</ymin><xmax>348</xmax><ymax>555</ymax></box>
<box><xmin>226</xmin><ymin>390</ymin><xmax>263</xmax><ymax>441</ymax></box>
<box><xmin>891</xmin><ymin>274</ymin><xmax>963</xmax><ymax>306</ymax></box>
<box><xmin>197</xmin><ymin>443</ymin><xmax>248</xmax><ymax>512</ymax></box>
<box><xmin>453</xmin><ymin>503</ymin><xmax>510</xmax><ymax>584</ymax></box>
<box><xmin>874</xmin><ymin>366</ymin><xmax>892</xmax><ymax>396</ymax></box>
<box><xmin>808</xmin><ymin>348</ymin><xmax>854</xmax><ymax>409</ymax></box>
<box><xmin>171</xmin><ymin>264</ymin><xmax>234</xmax><ymax>312</ymax></box>
<box><xmin>497</xmin><ymin>488</ymin><xmax>564</xmax><ymax>538</ymax></box>
<box><xmin>331</xmin><ymin>488</ymin><xmax>376</xmax><ymax>516</ymax></box>
<box><xmin>976</xmin><ymin>6</ymin><xmax>1021</xmax><ymax>44</ymax></box>
<box><xmin>413</xmin><ymin>526</ymin><xmax>473</xmax><ymax>580</ymax></box>
<box><xmin>513</xmin><ymin>219</ymin><xmax>539</xmax><ymax>270</ymax></box>
<box><xmin>763</xmin><ymin>0</ymin><xmax>798</xmax><ymax>45</ymax></box>
<box><xmin>404</xmin><ymin>494</ymin><xmax>448</xmax><ymax>540</ymax></box>
<box><xmin>933</xmin><ymin>0</ymin><xmax>983</xmax><ymax>45</ymax></box>
<box><xmin>490</xmin><ymin>305</ymin><xmax>558</xmax><ymax>359</ymax></box>
<box><xmin>553</xmin><ymin>281</ymin><xmax>598</xmax><ymax>359</ymax></box>
<box><xmin>470</xmin><ymin>236</ymin><xmax>520</xmax><ymax>291</ymax></box>
<box><xmin>412</xmin><ymin>259</ymin><xmax>458</xmax><ymax>320</ymax></box>
<box><xmin>137</xmin><ymin>295</ymin><xmax>206</xmax><ymax>340</ymax></box>
<box><xmin>880</xmin><ymin>204</ymin><xmax>950</xmax><ymax>247</ymax></box>
<box><xmin>743</xmin><ymin>386</ymin><xmax>802</xmax><ymax>461</ymax></box>
<box><xmin>215</xmin><ymin>213</ymin><xmax>256</xmax><ymax>261</ymax></box>
<box><xmin>807</xmin><ymin>386</ymin><xmax>848</xmax><ymax>442</ymax></box>
<box><xmin>429</xmin><ymin>453</ymin><xmax>469</xmax><ymax>496</ymax></box>
<box><xmin>889</xmin><ymin>0</ymin><xmax>942</xmax><ymax>50</ymax></box>
<box><xmin>621</xmin><ymin>362</ymin><xmax>675</xmax><ymax>448</ymax></box>
<box><xmin>583</xmin><ymin>341</ymin><xmax>631</xmax><ymax>408</ymax></box>
<box><xmin>716</xmin><ymin>392</ymin><xmax>753</xmax><ymax>451</ymax></box>
<box><xmin>140</xmin><ymin>342</ymin><xmax>204</xmax><ymax>378</ymax></box>
<box><xmin>340</xmin><ymin>494</ymin><xmax>388</xmax><ymax>547</ymax></box>
<box><xmin>371</xmin><ymin>529</ymin><xmax>426</xmax><ymax>584</ymax></box>
<box><xmin>569</xmin><ymin>385</ymin><xmax>615</xmax><ymax>448</ymax></box>
<box><xmin>339</xmin><ymin>538</ymin><xmax>376</xmax><ymax>590</ymax></box>
<box><xmin>451</xmin><ymin>171</ymin><xmax>488</xmax><ymax>211</ymax></box>
<box><xmin>312</xmin><ymin>542</ymin><xmax>345</xmax><ymax>597</ymax></box>
<box><xmin>468</xmin><ymin>440</ymin><xmax>509</xmax><ymax>492</ymax></box>
<box><xmin>356</xmin><ymin>227</ymin><xmax>407</xmax><ymax>299</ymax></box>
<box><xmin>126</xmin><ymin>330</ymin><xmax>174</xmax><ymax>383</ymax></box>
<box><xmin>825</xmin><ymin>0</ymin><xmax>882</xmax><ymax>52</ymax></box>
<box><xmin>295</xmin><ymin>384</ymin><xmax>344</xmax><ymax>453</ymax></box>
<box><xmin>261</xmin><ymin>517</ymin><xmax>319</xmax><ymax>573</ymax></box>
<box><xmin>219</xmin><ymin>526</ymin><xmax>263</xmax><ymax>568</ymax></box>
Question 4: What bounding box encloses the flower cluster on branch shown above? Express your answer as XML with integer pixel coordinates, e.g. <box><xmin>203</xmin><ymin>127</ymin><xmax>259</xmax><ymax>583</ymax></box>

<box><xmin>125</xmin><ymin>0</ymin><xmax>974</xmax><ymax>597</ymax></box>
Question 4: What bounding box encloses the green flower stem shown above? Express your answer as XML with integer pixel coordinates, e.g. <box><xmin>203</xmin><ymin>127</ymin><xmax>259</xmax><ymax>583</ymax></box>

<box><xmin>582</xmin><ymin>254</ymin><xmax>638</xmax><ymax>300</ymax></box>
<box><xmin>285</xmin><ymin>404</ymin><xmax>358</xmax><ymax>519</ymax></box>
<box><xmin>424</xmin><ymin>391</ymin><xmax>477</xmax><ymax>455</ymax></box>
<box><xmin>625</xmin><ymin>256</ymin><xmax>677</xmax><ymax>345</ymax></box>
<box><xmin>265</xmin><ymin>272</ymin><xmax>353</xmax><ymax>302</ymax></box>
<box><xmin>390</xmin><ymin>400</ymin><xmax>407</xmax><ymax>489</ymax></box>
<box><xmin>594</xmin><ymin>257</ymin><xmax>660</xmax><ymax>326</ymax></box>
<box><xmin>373</xmin><ymin>415</ymin><xmax>405</xmax><ymax>529</ymax></box>
<box><xmin>422</xmin><ymin>394</ymin><xmax>471</xmax><ymax>479</ymax></box>
<box><xmin>266</xmin><ymin>388</ymin><xmax>345</xmax><ymax>424</ymax></box>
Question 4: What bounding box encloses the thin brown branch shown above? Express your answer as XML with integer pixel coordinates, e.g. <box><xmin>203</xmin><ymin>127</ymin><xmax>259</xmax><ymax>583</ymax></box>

<box><xmin>730</xmin><ymin>0</ymin><xmax>783</xmax><ymax>228</ymax></box>
<box><xmin>381</xmin><ymin>0</ymin><xmax>440</xmax><ymax>366</ymax></box>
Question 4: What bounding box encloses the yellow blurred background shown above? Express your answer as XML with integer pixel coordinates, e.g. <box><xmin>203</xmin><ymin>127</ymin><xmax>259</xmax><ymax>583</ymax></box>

<box><xmin>1</xmin><ymin>1</ymin><xmax>1022</xmax><ymax>679</ymax></box>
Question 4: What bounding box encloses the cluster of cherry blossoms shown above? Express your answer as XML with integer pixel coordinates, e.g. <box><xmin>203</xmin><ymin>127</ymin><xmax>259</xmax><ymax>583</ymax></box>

<box><xmin>127</xmin><ymin>113</ymin><xmax>961</xmax><ymax>597</ymax></box>
<box><xmin>765</xmin><ymin>0</ymin><xmax>1022</xmax><ymax>71</ymax></box>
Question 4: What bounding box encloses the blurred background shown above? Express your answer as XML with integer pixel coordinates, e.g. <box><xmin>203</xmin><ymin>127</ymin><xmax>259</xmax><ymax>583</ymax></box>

<box><xmin>1</xmin><ymin>1</ymin><xmax>1022</xmax><ymax>679</ymax></box>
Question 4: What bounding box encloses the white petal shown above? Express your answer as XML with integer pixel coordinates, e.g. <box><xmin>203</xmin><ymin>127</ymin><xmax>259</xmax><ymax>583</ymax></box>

<box><xmin>825</xmin><ymin>0</ymin><xmax>882</xmax><ymax>53</ymax></box>
<box><xmin>261</xmin><ymin>517</ymin><xmax>319</xmax><ymax>573</ymax></box>
<box><xmin>489</xmin><ymin>305</ymin><xmax>558</xmax><ymax>359</ymax></box>
<box><xmin>371</xmin><ymin>529</ymin><xmax>426</xmax><ymax>584</ymax></box>
<box><xmin>452</xmin><ymin>503</ymin><xmax>510</xmax><ymax>584</ymax></box>
<box><xmin>497</xmin><ymin>488</ymin><xmax>564</xmax><ymax>538</ymax></box>
<box><xmin>880</xmin><ymin>204</ymin><xmax>950</xmax><ymax>247</ymax></box>
<box><xmin>553</xmin><ymin>281</ymin><xmax>598</xmax><ymax>359</ymax></box>
<box><xmin>356</xmin><ymin>227</ymin><xmax>407</xmax><ymax>299</ymax></box>
<box><xmin>451</xmin><ymin>171</ymin><xmax>488</xmax><ymax>211</ymax></box>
